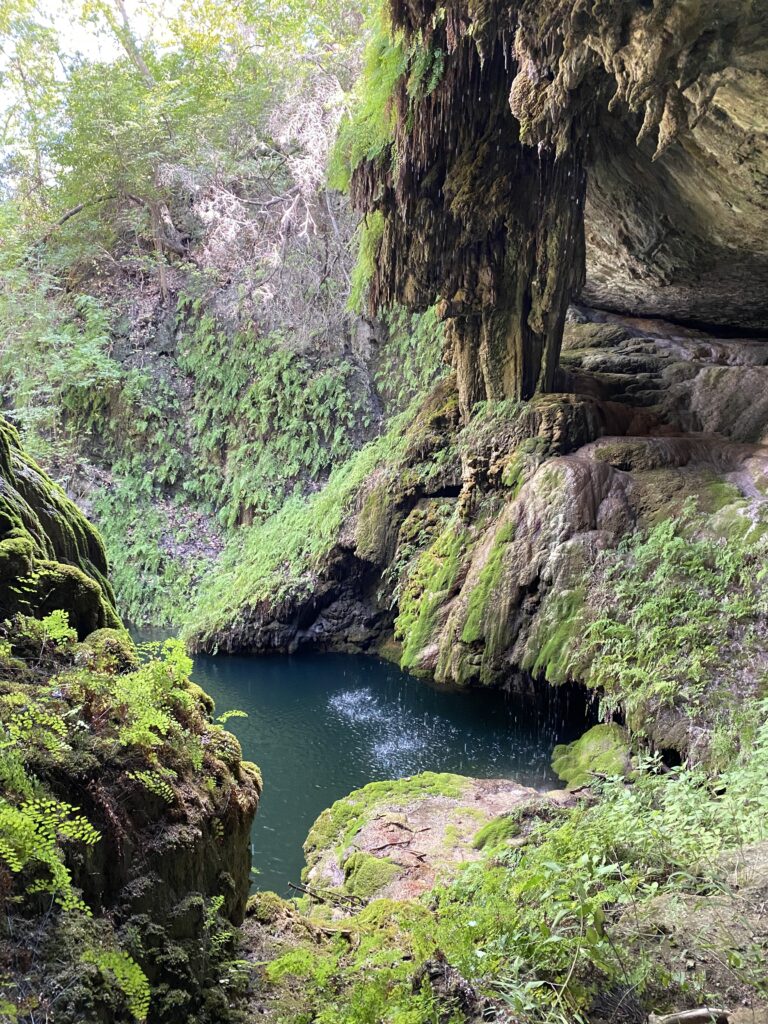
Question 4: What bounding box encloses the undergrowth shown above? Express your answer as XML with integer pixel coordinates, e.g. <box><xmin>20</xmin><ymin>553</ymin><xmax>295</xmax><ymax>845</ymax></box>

<box><xmin>175</xmin><ymin>294</ymin><xmax>376</xmax><ymax>527</ymax></box>
<box><xmin>375</xmin><ymin>304</ymin><xmax>446</xmax><ymax>413</ymax></box>
<box><xmin>328</xmin><ymin>6</ymin><xmax>445</xmax><ymax>193</ymax></box>
<box><xmin>91</xmin><ymin>484</ymin><xmax>219</xmax><ymax>627</ymax></box>
<box><xmin>1</xmin><ymin>275</ymin><xmax>381</xmax><ymax>626</ymax></box>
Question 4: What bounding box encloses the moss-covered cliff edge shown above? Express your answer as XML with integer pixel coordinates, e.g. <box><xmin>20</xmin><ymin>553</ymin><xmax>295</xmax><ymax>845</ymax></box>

<box><xmin>1</xmin><ymin>620</ymin><xmax>261</xmax><ymax>1024</ymax></box>
<box><xmin>0</xmin><ymin>426</ymin><xmax>261</xmax><ymax>1024</ymax></box>
<box><xmin>242</xmin><ymin>759</ymin><xmax>768</xmax><ymax>1023</ymax></box>
<box><xmin>0</xmin><ymin>416</ymin><xmax>119</xmax><ymax>637</ymax></box>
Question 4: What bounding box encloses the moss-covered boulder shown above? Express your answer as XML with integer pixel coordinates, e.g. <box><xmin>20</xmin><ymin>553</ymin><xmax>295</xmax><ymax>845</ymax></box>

<box><xmin>0</xmin><ymin>417</ymin><xmax>119</xmax><ymax>636</ymax></box>
<box><xmin>551</xmin><ymin>724</ymin><xmax>632</xmax><ymax>790</ymax></box>
<box><xmin>303</xmin><ymin>772</ymin><xmax>564</xmax><ymax>902</ymax></box>
<box><xmin>77</xmin><ymin>627</ymin><xmax>139</xmax><ymax>673</ymax></box>
<box><xmin>0</xmin><ymin>626</ymin><xmax>261</xmax><ymax>1024</ymax></box>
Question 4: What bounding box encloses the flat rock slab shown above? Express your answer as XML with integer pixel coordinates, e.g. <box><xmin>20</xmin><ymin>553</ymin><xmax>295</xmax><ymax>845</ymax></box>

<box><xmin>307</xmin><ymin>776</ymin><xmax>573</xmax><ymax>902</ymax></box>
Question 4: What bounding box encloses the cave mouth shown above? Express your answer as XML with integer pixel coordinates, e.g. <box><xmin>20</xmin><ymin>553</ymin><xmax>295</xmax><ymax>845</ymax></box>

<box><xmin>579</xmin><ymin>303</ymin><xmax>768</xmax><ymax>341</ymax></box>
<box><xmin>187</xmin><ymin>648</ymin><xmax>597</xmax><ymax>894</ymax></box>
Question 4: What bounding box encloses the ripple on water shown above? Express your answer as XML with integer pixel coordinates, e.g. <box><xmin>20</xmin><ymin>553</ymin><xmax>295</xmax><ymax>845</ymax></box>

<box><xmin>331</xmin><ymin>688</ymin><xmax>470</xmax><ymax>774</ymax></box>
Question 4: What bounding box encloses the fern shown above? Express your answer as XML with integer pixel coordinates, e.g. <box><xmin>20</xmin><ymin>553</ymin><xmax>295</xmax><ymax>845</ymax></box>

<box><xmin>83</xmin><ymin>950</ymin><xmax>151</xmax><ymax>1022</ymax></box>
<box><xmin>126</xmin><ymin>769</ymin><xmax>177</xmax><ymax>805</ymax></box>
<box><xmin>0</xmin><ymin>796</ymin><xmax>99</xmax><ymax>911</ymax></box>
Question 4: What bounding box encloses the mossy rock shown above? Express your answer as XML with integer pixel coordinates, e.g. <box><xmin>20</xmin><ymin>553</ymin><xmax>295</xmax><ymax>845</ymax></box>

<box><xmin>460</xmin><ymin>520</ymin><xmax>515</xmax><ymax>645</ymax></box>
<box><xmin>551</xmin><ymin>724</ymin><xmax>631</xmax><ymax>790</ymax></box>
<box><xmin>304</xmin><ymin>772</ymin><xmax>467</xmax><ymax>869</ymax></box>
<box><xmin>78</xmin><ymin>628</ymin><xmax>139</xmax><ymax>673</ymax></box>
<box><xmin>355</xmin><ymin>480</ymin><xmax>402</xmax><ymax>564</ymax></box>
<box><xmin>524</xmin><ymin>586</ymin><xmax>587</xmax><ymax>685</ymax></box>
<box><xmin>395</xmin><ymin>521</ymin><xmax>468</xmax><ymax>671</ymax></box>
<box><xmin>561</xmin><ymin>321</ymin><xmax>630</xmax><ymax>351</ymax></box>
<box><xmin>377</xmin><ymin>636</ymin><xmax>403</xmax><ymax>664</ymax></box>
<box><xmin>207</xmin><ymin>726</ymin><xmax>244</xmax><ymax>769</ymax></box>
<box><xmin>246</xmin><ymin>890</ymin><xmax>289</xmax><ymax>924</ymax></box>
<box><xmin>472</xmin><ymin>814</ymin><xmax>521</xmax><ymax>850</ymax></box>
<box><xmin>342</xmin><ymin>851</ymin><xmax>399</xmax><ymax>899</ymax></box>
<box><xmin>0</xmin><ymin>416</ymin><xmax>119</xmax><ymax>637</ymax></box>
<box><xmin>186</xmin><ymin>680</ymin><xmax>216</xmax><ymax>715</ymax></box>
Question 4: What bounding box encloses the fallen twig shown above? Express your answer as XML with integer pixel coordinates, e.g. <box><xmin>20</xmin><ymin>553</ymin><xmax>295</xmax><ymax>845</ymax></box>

<box><xmin>649</xmin><ymin>1009</ymin><xmax>730</xmax><ymax>1024</ymax></box>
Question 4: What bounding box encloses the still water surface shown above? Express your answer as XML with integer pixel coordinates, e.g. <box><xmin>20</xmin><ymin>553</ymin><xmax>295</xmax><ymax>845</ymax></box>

<box><xmin>187</xmin><ymin>650</ymin><xmax>590</xmax><ymax>894</ymax></box>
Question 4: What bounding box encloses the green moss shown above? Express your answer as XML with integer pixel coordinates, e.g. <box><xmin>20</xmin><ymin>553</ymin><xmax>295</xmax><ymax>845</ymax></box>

<box><xmin>185</xmin><ymin>405</ymin><xmax>416</xmax><ymax>648</ymax></box>
<box><xmin>551</xmin><ymin>724</ymin><xmax>631</xmax><ymax>790</ymax></box>
<box><xmin>230</xmin><ymin>730</ymin><xmax>768</xmax><ymax>1023</ymax></box>
<box><xmin>710</xmin><ymin>502</ymin><xmax>768</xmax><ymax>543</ymax></box>
<box><xmin>0</xmin><ymin>529</ymin><xmax>35</xmax><ymax>580</ymax></box>
<box><xmin>395</xmin><ymin>523</ymin><xmax>467</xmax><ymax>670</ymax></box>
<box><xmin>461</xmin><ymin>520</ymin><xmax>515</xmax><ymax>644</ymax></box>
<box><xmin>327</xmin><ymin>16</ymin><xmax>405</xmax><ymax>191</ymax></box>
<box><xmin>246</xmin><ymin>890</ymin><xmax>290</xmax><ymax>924</ymax></box>
<box><xmin>0</xmin><ymin>616</ymin><xmax>258</xmax><ymax>1022</ymax></box>
<box><xmin>500</xmin><ymin>451</ymin><xmax>526</xmax><ymax>494</ymax></box>
<box><xmin>77</xmin><ymin>628</ymin><xmax>138</xmax><ymax>673</ymax></box>
<box><xmin>499</xmin><ymin>437</ymin><xmax>550</xmax><ymax>495</ymax></box>
<box><xmin>472</xmin><ymin>814</ymin><xmax>521</xmax><ymax>850</ymax></box>
<box><xmin>34</xmin><ymin>562</ymin><xmax>119</xmax><ymax>638</ymax></box>
<box><xmin>443</xmin><ymin>823</ymin><xmax>462</xmax><ymax>847</ymax></box>
<box><xmin>343</xmin><ymin>852</ymin><xmax>399</xmax><ymax>899</ymax></box>
<box><xmin>355</xmin><ymin>480</ymin><xmax>400</xmax><ymax>563</ymax></box>
<box><xmin>377</xmin><ymin>636</ymin><xmax>403</xmax><ymax>664</ymax></box>
<box><xmin>700</xmin><ymin>477</ymin><xmax>744</xmax><ymax>513</ymax></box>
<box><xmin>375</xmin><ymin>304</ymin><xmax>448</xmax><ymax>415</ymax></box>
<box><xmin>0</xmin><ymin>416</ymin><xmax>119</xmax><ymax>637</ymax></box>
<box><xmin>526</xmin><ymin>587</ymin><xmax>586</xmax><ymax>684</ymax></box>
<box><xmin>349</xmin><ymin>211</ymin><xmax>385</xmax><ymax>313</ymax></box>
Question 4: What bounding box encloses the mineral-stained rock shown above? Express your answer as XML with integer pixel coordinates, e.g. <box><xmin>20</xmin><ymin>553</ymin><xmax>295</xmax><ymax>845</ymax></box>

<box><xmin>346</xmin><ymin>0</ymin><xmax>768</xmax><ymax>417</ymax></box>
<box><xmin>200</xmin><ymin>308</ymin><xmax>768</xmax><ymax>758</ymax></box>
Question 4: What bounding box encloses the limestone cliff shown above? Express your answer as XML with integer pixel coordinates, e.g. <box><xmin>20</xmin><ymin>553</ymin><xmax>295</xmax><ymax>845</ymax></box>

<box><xmin>343</xmin><ymin>0</ymin><xmax>767</xmax><ymax>418</ymax></box>
<box><xmin>192</xmin><ymin>307</ymin><xmax>768</xmax><ymax>760</ymax></box>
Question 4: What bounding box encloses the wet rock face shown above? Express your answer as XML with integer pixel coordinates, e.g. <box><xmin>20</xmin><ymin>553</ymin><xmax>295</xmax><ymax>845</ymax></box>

<box><xmin>506</xmin><ymin>0</ymin><xmax>768</xmax><ymax>329</ymax></box>
<box><xmin>73</xmin><ymin>762</ymin><xmax>260</xmax><ymax>928</ymax></box>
